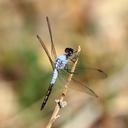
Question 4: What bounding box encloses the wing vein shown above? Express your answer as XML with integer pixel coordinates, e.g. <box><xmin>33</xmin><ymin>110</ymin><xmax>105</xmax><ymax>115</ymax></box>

<box><xmin>46</xmin><ymin>16</ymin><xmax>57</xmax><ymax>60</ymax></box>
<box><xmin>37</xmin><ymin>34</ymin><xmax>54</xmax><ymax>70</ymax></box>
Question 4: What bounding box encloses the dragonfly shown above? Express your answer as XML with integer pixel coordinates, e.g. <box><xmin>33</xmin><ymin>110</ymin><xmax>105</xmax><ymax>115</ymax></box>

<box><xmin>37</xmin><ymin>16</ymin><xmax>107</xmax><ymax>110</ymax></box>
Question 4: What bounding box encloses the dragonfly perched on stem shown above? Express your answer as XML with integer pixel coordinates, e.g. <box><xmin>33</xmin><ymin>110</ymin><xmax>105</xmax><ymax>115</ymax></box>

<box><xmin>37</xmin><ymin>16</ymin><xmax>107</xmax><ymax>110</ymax></box>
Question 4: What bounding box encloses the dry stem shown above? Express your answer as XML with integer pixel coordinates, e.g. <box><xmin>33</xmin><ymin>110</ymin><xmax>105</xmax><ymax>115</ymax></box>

<box><xmin>45</xmin><ymin>46</ymin><xmax>81</xmax><ymax>128</ymax></box>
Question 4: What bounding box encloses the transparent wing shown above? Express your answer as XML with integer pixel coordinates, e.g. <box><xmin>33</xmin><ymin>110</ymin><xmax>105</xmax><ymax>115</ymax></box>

<box><xmin>60</xmin><ymin>69</ymin><xmax>99</xmax><ymax>98</ymax></box>
<box><xmin>46</xmin><ymin>16</ymin><xmax>57</xmax><ymax>60</ymax></box>
<box><xmin>75</xmin><ymin>66</ymin><xmax>107</xmax><ymax>79</ymax></box>
<box><xmin>68</xmin><ymin>54</ymin><xmax>107</xmax><ymax>80</ymax></box>
<box><xmin>65</xmin><ymin>63</ymin><xmax>107</xmax><ymax>80</ymax></box>
<box><xmin>36</xmin><ymin>35</ymin><xmax>54</xmax><ymax>70</ymax></box>
<box><xmin>61</xmin><ymin>63</ymin><xmax>107</xmax><ymax>98</ymax></box>
<box><xmin>71</xmin><ymin>78</ymin><xmax>98</xmax><ymax>98</ymax></box>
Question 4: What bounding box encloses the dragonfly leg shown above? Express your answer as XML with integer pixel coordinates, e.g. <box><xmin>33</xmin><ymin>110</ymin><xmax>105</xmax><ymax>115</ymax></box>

<box><xmin>70</xmin><ymin>55</ymin><xmax>78</xmax><ymax>63</ymax></box>
<box><xmin>64</xmin><ymin>65</ymin><xmax>75</xmax><ymax>74</ymax></box>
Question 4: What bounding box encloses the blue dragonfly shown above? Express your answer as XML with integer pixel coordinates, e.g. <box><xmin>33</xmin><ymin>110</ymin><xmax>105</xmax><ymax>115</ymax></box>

<box><xmin>37</xmin><ymin>17</ymin><xmax>107</xmax><ymax>110</ymax></box>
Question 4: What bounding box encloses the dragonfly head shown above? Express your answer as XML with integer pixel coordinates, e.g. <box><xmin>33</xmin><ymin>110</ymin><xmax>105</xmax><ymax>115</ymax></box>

<box><xmin>65</xmin><ymin>48</ymin><xmax>74</xmax><ymax>57</ymax></box>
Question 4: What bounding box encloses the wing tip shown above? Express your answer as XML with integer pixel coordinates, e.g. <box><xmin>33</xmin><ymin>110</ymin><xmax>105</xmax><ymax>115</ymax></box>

<box><xmin>36</xmin><ymin>34</ymin><xmax>39</xmax><ymax>38</ymax></box>
<box><xmin>97</xmin><ymin>69</ymin><xmax>108</xmax><ymax>78</ymax></box>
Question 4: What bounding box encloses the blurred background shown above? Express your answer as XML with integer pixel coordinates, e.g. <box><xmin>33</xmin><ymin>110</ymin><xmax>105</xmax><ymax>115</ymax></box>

<box><xmin>0</xmin><ymin>0</ymin><xmax>128</xmax><ymax>128</ymax></box>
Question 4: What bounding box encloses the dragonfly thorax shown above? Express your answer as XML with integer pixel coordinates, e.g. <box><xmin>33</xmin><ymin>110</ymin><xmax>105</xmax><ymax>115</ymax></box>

<box><xmin>55</xmin><ymin>54</ymin><xmax>69</xmax><ymax>69</ymax></box>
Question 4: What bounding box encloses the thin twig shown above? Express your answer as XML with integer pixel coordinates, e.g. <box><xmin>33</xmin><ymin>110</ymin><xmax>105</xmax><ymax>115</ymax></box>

<box><xmin>45</xmin><ymin>46</ymin><xmax>81</xmax><ymax>128</ymax></box>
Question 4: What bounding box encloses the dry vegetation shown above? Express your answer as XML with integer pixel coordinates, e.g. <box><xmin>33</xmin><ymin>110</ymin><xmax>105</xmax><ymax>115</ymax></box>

<box><xmin>0</xmin><ymin>0</ymin><xmax>128</xmax><ymax>128</ymax></box>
